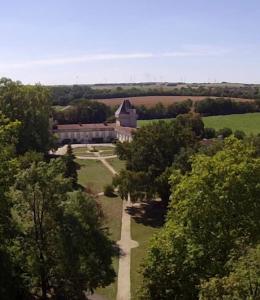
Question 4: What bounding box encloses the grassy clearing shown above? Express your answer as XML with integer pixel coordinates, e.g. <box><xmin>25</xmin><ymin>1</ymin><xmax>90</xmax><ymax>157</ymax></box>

<box><xmin>107</xmin><ymin>157</ymin><xmax>126</xmax><ymax>173</ymax></box>
<box><xmin>76</xmin><ymin>159</ymin><xmax>112</xmax><ymax>193</ymax></box>
<box><xmin>96</xmin><ymin>195</ymin><xmax>122</xmax><ymax>300</ymax></box>
<box><xmin>138</xmin><ymin>112</ymin><xmax>260</xmax><ymax>135</ymax></box>
<box><xmin>130</xmin><ymin>201</ymin><xmax>164</xmax><ymax>299</ymax></box>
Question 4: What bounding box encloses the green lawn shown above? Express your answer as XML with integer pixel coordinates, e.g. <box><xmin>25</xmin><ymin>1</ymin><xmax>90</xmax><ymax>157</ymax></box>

<box><xmin>130</xmin><ymin>202</ymin><xmax>163</xmax><ymax>299</ymax></box>
<box><xmin>73</xmin><ymin>146</ymin><xmax>115</xmax><ymax>157</ymax></box>
<box><xmin>138</xmin><ymin>112</ymin><xmax>260</xmax><ymax>135</ymax></box>
<box><xmin>76</xmin><ymin>159</ymin><xmax>112</xmax><ymax>194</ymax></box>
<box><xmin>77</xmin><ymin>157</ymin><xmax>123</xmax><ymax>299</ymax></box>
<box><xmin>96</xmin><ymin>195</ymin><xmax>122</xmax><ymax>300</ymax></box>
<box><xmin>131</xmin><ymin>219</ymin><xmax>160</xmax><ymax>300</ymax></box>
<box><xmin>93</xmin><ymin>146</ymin><xmax>116</xmax><ymax>151</ymax></box>
<box><xmin>107</xmin><ymin>157</ymin><xmax>126</xmax><ymax>173</ymax></box>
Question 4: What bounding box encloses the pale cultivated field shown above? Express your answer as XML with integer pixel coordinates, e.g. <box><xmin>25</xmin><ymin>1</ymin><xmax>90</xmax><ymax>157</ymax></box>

<box><xmin>96</xmin><ymin>95</ymin><xmax>253</xmax><ymax>108</ymax></box>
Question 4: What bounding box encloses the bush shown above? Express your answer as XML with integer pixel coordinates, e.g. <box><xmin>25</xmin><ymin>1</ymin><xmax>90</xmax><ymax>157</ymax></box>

<box><xmin>104</xmin><ymin>184</ymin><xmax>115</xmax><ymax>197</ymax></box>
<box><xmin>204</xmin><ymin>127</ymin><xmax>216</xmax><ymax>139</ymax></box>
<box><xmin>217</xmin><ymin>127</ymin><xmax>233</xmax><ymax>138</ymax></box>
<box><xmin>234</xmin><ymin>130</ymin><xmax>246</xmax><ymax>140</ymax></box>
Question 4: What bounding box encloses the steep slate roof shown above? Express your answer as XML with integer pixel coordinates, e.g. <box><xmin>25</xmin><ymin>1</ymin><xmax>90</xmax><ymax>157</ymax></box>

<box><xmin>115</xmin><ymin>99</ymin><xmax>133</xmax><ymax>116</ymax></box>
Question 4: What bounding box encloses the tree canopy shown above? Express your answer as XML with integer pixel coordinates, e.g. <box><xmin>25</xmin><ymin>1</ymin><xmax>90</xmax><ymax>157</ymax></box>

<box><xmin>140</xmin><ymin>138</ymin><xmax>260</xmax><ymax>299</ymax></box>
<box><xmin>0</xmin><ymin>78</ymin><xmax>53</xmax><ymax>154</ymax></box>
<box><xmin>114</xmin><ymin>113</ymin><xmax>204</xmax><ymax>203</ymax></box>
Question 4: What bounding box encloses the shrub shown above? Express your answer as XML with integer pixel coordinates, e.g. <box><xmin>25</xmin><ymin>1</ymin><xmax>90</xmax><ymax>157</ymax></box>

<box><xmin>104</xmin><ymin>184</ymin><xmax>115</xmax><ymax>197</ymax></box>
<box><xmin>204</xmin><ymin>127</ymin><xmax>216</xmax><ymax>139</ymax></box>
<box><xmin>234</xmin><ymin>130</ymin><xmax>246</xmax><ymax>140</ymax></box>
<box><xmin>217</xmin><ymin>127</ymin><xmax>233</xmax><ymax>138</ymax></box>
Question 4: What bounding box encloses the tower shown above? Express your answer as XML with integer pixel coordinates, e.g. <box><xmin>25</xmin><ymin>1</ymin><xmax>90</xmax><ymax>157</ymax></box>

<box><xmin>115</xmin><ymin>99</ymin><xmax>137</xmax><ymax>128</ymax></box>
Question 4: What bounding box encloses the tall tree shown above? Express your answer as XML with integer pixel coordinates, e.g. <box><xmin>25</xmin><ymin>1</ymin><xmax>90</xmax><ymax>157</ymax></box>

<box><xmin>140</xmin><ymin>138</ymin><xmax>260</xmax><ymax>299</ymax></box>
<box><xmin>114</xmin><ymin>114</ymin><xmax>203</xmax><ymax>204</ymax></box>
<box><xmin>10</xmin><ymin>159</ymin><xmax>115</xmax><ymax>299</ymax></box>
<box><xmin>0</xmin><ymin>78</ymin><xmax>53</xmax><ymax>154</ymax></box>
<box><xmin>200</xmin><ymin>245</ymin><xmax>260</xmax><ymax>299</ymax></box>
<box><xmin>63</xmin><ymin>144</ymin><xmax>78</xmax><ymax>187</ymax></box>
<box><xmin>0</xmin><ymin>114</ymin><xmax>25</xmax><ymax>299</ymax></box>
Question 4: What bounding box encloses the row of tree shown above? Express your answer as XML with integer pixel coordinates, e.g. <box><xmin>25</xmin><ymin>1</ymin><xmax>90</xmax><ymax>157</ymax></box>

<box><xmin>49</xmin><ymin>84</ymin><xmax>260</xmax><ymax>106</ymax></box>
<box><xmin>0</xmin><ymin>78</ymin><xmax>116</xmax><ymax>299</ymax></box>
<box><xmin>136</xmin><ymin>100</ymin><xmax>192</xmax><ymax>120</ymax></box>
<box><xmin>53</xmin><ymin>99</ymin><xmax>112</xmax><ymax>125</ymax></box>
<box><xmin>54</xmin><ymin>97</ymin><xmax>260</xmax><ymax>126</ymax></box>
<box><xmin>195</xmin><ymin>97</ymin><xmax>260</xmax><ymax>116</ymax></box>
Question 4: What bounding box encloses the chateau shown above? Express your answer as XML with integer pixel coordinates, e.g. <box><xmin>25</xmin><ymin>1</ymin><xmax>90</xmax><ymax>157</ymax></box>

<box><xmin>53</xmin><ymin>99</ymin><xmax>137</xmax><ymax>144</ymax></box>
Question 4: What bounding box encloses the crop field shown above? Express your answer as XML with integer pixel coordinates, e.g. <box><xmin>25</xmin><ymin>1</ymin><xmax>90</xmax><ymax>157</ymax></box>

<box><xmin>138</xmin><ymin>112</ymin><xmax>260</xmax><ymax>135</ymax></box>
<box><xmin>96</xmin><ymin>95</ymin><xmax>253</xmax><ymax>108</ymax></box>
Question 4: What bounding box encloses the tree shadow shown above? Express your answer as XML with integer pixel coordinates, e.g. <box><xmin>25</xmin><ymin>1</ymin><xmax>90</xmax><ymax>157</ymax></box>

<box><xmin>126</xmin><ymin>200</ymin><xmax>166</xmax><ymax>228</ymax></box>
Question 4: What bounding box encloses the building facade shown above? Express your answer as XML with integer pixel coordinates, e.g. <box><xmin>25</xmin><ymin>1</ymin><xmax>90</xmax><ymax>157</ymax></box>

<box><xmin>53</xmin><ymin>99</ymin><xmax>137</xmax><ymax>144</ymax></box>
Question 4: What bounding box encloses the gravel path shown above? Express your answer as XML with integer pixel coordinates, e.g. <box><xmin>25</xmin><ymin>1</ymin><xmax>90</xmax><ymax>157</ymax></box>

<box><xmin>116</xmin><ymin>195</ymin><xmax>139</xmax><ymax>300</ymax></box>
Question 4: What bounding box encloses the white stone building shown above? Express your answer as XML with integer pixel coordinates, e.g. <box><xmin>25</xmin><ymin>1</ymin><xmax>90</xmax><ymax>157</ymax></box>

<box><xmin>53</xmin><ymin>99</ymin><xmax>137</xmax><ymax>144</ymax></box>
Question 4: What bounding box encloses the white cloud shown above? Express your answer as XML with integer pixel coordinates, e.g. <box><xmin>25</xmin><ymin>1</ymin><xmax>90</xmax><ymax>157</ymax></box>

<box><xmin>0</xmin><ymin>46</ymin><xmax>231</xmax><ymax>69</ymax></box>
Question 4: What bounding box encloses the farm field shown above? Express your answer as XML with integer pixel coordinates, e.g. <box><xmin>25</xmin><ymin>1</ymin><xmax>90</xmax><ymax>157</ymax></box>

<box><xmin>138</xmin><ymin>112</ymin><xmax>260</xmax><ymax>135</ymax></box>
<box><xmin>96</xmin><ymin>95</ymin><xmax>253</xmax><ymax>108</ymax></box>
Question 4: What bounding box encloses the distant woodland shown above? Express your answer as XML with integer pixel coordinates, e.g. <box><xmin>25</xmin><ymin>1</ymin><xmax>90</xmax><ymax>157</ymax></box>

<box><xmin>49</xmin><ymin>83</ymin><xmax>260</xmax><ymax>106</ymax></box>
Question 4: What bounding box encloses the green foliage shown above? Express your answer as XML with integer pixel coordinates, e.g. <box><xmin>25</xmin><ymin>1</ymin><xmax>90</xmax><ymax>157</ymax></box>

<box><xmin>140</xmin><ymin>138</ymin><xmax>260</xmax><ymax>299</ymax></box>
<box><xmin>10</xmin><ymin>159</ymin><xmax>115</xmax><ymax>299</ymax></box>
<box><xmin>50</xmin><ymin>83</ymin><xmax>260</xmax><ymax>107</ymax></box>
<box><xmin>217</xmin><ymin>127</ymin><xmax>233</xmax><ymax>138</ymax></box>
<box><xmin>114</xmin><ymin>114</ymin><xmax>203</xmax><ymax>203</ymax></box>
<box><xmin>136</xmin><ymin>100</ymin><xmax>192</xmax><ymax>120</ymax></box>
<box><xmin>195</xmin><ymin>97</ymin><xmax>259</xmax><ymax>116</ymax></box>
<box><xmin>234</xmin><ymin>129</ymin><xmax>246</xmax><ymax>140</ymax></box>
<box><xmin>0</xmin><ymin>114</ymin><xmax>25</xmax><ymax>299</ymax></box>
<box><xmin>204</xmin><ymin>127</ymin><xmax>216</xmax><ymax>139</ymax></box>
<box><xmin>63</xmin><ymin>144</ymin><xmax>78</xmax><ymax>187</ymax></box>
<box><xmin>104</xmin><ymin>184</ymin><xmax>115</xmax><ymax>197</ymax></box>
<box><xmin>200</xmin><ymin>245</ymin><xmax>260</xmax><ymax>300</ymax></box>
<box><xmin>53</xmin><ymin>99</ymin><xmax>111</xmax><ymax>124</ymax></box>
<box><xmin>0</xmin><ymin>78</ymin><xmax>53</xmax><ymax>154</ymax></box>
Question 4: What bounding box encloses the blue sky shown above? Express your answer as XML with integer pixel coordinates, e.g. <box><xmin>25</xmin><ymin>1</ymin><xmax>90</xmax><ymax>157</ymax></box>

<box><xmin>0</xmin><ymin>0</ymin><xmax>260</xmax><ymax>84</ymax></box>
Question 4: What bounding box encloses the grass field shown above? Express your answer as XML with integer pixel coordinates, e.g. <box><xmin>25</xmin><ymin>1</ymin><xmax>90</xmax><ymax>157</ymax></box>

<box><xmin>96</xmin><ymin>195</ymin><xmax>122</xmax><ymax>300</ymax></box>
<box><xmin>77</xmin><ymin>156</ymin><xmax>122</xmax><ymax>300</ymax></box>
<box><xmin>76</xmin><ymin>159</ymin><xmax>113</xmax><ymax>194</ymax></box>
<box><xmin>96</xmin><ymin>95</ymin><xmax>253</xmax><ymax>108</ymax></box>
<box><xmin>138</xmin><ymin>112</ymin><xmax>260</xmax><ymax>135</ymax></box>
<box><xmin>130</xmin><ymin>201</ymin><xmax>164</xmax><ymax>299</ymax></box>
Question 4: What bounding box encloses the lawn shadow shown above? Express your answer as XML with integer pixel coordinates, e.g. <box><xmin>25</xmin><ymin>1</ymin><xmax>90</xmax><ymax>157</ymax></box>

<box><xmin>126</xmin><ymin>200</ymin><xmax>166</xmax><ymax>228</ymax></box>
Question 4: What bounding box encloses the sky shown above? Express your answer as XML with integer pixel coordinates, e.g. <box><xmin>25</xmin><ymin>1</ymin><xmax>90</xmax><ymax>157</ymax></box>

<box><xmin>0</xmin><ymin>0</ymin><xmax>260</xmax><ymax>85</ymax></box>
